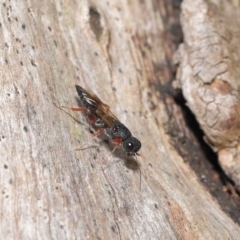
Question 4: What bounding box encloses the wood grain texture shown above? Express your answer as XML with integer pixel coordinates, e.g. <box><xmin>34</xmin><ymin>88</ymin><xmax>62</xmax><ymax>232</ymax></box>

<box><xmin>0</xmin><ymin>0</ymin><xmax>239</xmax><ymax>239</ymax></box>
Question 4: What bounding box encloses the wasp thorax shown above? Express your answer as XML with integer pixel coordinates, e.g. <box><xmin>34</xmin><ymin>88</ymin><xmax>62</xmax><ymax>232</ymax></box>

<box><xmin>106</xmin><ymin>120</ymin><xmax>132</xmax><ymax>140</ymax></box>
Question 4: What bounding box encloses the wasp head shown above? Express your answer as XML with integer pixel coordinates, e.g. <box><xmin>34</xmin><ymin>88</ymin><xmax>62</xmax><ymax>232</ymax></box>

<box><xmin>122</xmin><ymin>136</ymin><xmax>141</xmax><ymax>155</ymax></box>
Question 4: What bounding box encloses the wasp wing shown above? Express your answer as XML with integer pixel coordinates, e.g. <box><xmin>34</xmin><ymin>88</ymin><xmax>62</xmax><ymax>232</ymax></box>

<box><xmin>76</xmin><ymin>85</ymin><xmax>119</xmax><ymax>127</ymax></box>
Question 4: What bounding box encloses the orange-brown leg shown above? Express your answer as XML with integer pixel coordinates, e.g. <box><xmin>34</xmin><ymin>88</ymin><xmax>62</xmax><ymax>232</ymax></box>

<box><xmin>92</xmin><ymin>128</ymin><xmax>104</xmax><ymax>137</ymax></box>
<box><xmin>75</xmin><ymin>128</ymin><xmax>104</xmax><ymax>151</ymax></box>
<box><xmin>100</xmin><ymin>138</ymin><xmax>122</xmax><ymax>165</ymax></box>
<box><xmin>53</xmin><ymin>102</ymin><xmax>87</xmax><ymax>112</ymax></box>
<box><xmin>54</xmin><ymin>102</ymin><xmax>105</xmax><ymax>150</ymax></box>
<box><xmin>54</xmin><ymin>102</ymin><xmax>99</xmax><ymax>125</ymax></box>
<box><xmin>110</xmin><ymin>138</ymin><xmax>122</xmax><ymax>155</ymax></box>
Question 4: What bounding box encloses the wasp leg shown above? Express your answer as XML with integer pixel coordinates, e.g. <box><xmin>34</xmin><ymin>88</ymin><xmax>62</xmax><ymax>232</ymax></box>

<box><xmin>92</xmin><ymin>127</ymin><xmax>104</xmax><ymax>137</ymax></box>
<box><xmin>53</xmin><ymin>102</ymin><xmax>87</xmax><ymax>112</ymax></box>
<box><xmin>61</xmin><ymin>106</ymin><xmax>87</xmax><ymax>112</ymax></box>
<box><xmin>100</xmin><ymin>138</ymin><xmax>122</xmax><ymax>165</ymax></box>
<box><xmin>110</xmin><ymin>138</ymin><xmax>123</xmax><ymax>154</ymax></box>
<box><xmin>75</xmin><ymin>127</ymin><xmax>104</xmax><ymax>151</ymax></box>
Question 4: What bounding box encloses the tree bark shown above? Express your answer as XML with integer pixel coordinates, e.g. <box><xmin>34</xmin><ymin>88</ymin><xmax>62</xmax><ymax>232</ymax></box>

<box><xmin>174</xmin><ymin>0</ymin><xmax>240</xmax><ymax>191</ymax></box>
<box><xmin>1</xmin><ymin>0</ymin><xmax>239</xmax><ymax>239</ymax></box>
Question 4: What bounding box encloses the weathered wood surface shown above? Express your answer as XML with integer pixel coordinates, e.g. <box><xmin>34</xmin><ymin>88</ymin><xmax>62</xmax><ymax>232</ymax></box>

<box><xmin>0</xmin><ymin>0</ymin><xmax>239</xmax><ymax>239</ymax></box>
<box><xmin>174</xmin><ymin>0</ymin><xmax>240</xmax><ymax>191</ymax></box>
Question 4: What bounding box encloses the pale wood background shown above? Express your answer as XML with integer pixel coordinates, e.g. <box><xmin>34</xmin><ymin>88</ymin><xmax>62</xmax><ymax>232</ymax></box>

<box><xmin>0</xmin><ymin>0</ymin><xmax>239</xmax><ymax>239</ymax></box>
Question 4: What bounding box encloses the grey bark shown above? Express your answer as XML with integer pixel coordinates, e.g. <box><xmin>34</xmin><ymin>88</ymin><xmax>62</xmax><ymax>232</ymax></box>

<box><xmin>0</xmin><ymin>0</ymin><xmax>239</xmax><ymax>239</ymax></box>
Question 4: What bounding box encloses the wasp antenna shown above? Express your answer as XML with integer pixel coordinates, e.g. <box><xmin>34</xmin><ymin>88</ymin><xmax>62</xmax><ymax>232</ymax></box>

<box><xmin>134</xmin><ymin>155</ymin><xmax>142</xmax><ymax>191</ymax></box>
<box><xmin>53</xmin><ymin>102</ymin><xmax>61</xmax><ymax>109</ymax></box>
<box><xmin>74</xmin><ymin>143</ymin><xmax>88</xmax><ymax>151</ymax></box>
<box><xmin>136</xmin><ymin>152</ymin><xmax>147</xmax><ymax>162</ymax></box>
<box><xmin>139</xmin><ymin>168</ymin><xmax>142</xmax><ymax>191</ymax></box>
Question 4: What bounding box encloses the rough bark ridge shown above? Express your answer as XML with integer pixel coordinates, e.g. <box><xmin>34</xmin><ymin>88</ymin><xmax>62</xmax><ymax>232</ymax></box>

<box><xmin>174</xmin><ymin>0</ymin><xmax>240</xmax><ymax>190</ymax></box>
<box><xmin>0</xmin><ymin>0</ymin><xmax>239</xmax><ymax>239</ymax></box>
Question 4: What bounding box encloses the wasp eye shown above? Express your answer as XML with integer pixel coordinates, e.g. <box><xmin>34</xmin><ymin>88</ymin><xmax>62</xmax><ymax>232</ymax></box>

<box><xmin>127</xmin><ymin>142</ymin><xmax>134</xmax><ymax>150</ymax></box>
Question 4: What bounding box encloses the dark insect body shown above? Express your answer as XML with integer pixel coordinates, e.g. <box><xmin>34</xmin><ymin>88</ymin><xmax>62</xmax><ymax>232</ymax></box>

<box><xmin>75</xmin><ymin>85</ymin><xmax>141</xmax><ymax>156</ymax></box>
<box><xmin>54</xmin><ymin>85</ymin><xmax>144</xmax><ymax>189</ymax></box>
